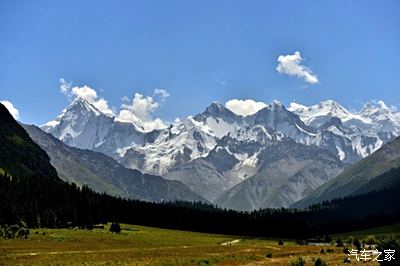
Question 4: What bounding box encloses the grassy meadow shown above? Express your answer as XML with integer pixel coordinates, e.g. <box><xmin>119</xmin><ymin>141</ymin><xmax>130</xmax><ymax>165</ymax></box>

<box><xmin>1</xmin><ymin>223</ymin><xmax>398</xmax><ymax>265</ymax></box>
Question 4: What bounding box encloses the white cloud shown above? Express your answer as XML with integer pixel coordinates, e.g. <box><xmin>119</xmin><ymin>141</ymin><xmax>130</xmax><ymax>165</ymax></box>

<box><xmin>59</xmin><ymin>79</ymin><xmax>114</xmax><ymax>116</ymax></box>
<box><xmin>1</xmin><ymin>100</ymin><xmax>20</xmax><ymax>120</ymax></box>
<box><xmin>225</xmin><ymin>99</ymin><xmax>267</xmax><ymax>116</ymax></box>
<box><xmin>154</xmin><ymin>88</ymin><xmax>170</xmax><ymax>101</ymax></box>
<box><xmin>60</xmin><ymin>78</ymin><xmax>72</xmax><ymax>96</ymax></box>
<box><xmin>276</xmin><ymin>51</ymin><xmax>318</xmax><ymax>84</ymax></box>
<box><xmin>117</xmin><ymin>89</ymin><xmax>169</xmax><ymax>131</ymax></box>
<box><xmin>121</xmin><ymin>93</ymin><xmax>159</xmax><ymax>121</ymax></box>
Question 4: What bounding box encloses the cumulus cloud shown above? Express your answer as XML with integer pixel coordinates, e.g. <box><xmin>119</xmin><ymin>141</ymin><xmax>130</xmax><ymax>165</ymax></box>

<box><xmin>1</xmin><ymin>100</ymin><xmax>20</xmax><ymax>120</ymax></box>
<box><xmin>276</xmin><ymin>51</ymin><xmax>318</xmax><ymax>84</ymax></box>
<box><xmin>59</xmin><ymin>78</ymin><xmax>114</xmax><ymax>115</ymax></box>
<box><xmin>117</xmin><ymin>89</ymin><xmax>169</xmax><ymax>131</ymax></box>
<box><xmin>225</xmin><ymin>99</ymin><xmax>267</xmax><ymax>116</ymax></box>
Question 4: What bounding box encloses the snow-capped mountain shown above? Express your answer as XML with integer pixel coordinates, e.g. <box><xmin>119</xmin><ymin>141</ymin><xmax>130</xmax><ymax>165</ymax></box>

<box><xmin>41</xmin><ymin>98</ymin><xmax>400</xmax><ymax>210</ymax></box>
<box><xmin>289</xmin><ymin>100</ymin><xmax>400</xmax><ymax>158</ymax></box>
<box><xmin>289</xmin><ymin>100</ymin><xmax>400</xmax><ymax>134</ymax></box>
<box><xmin>288</xmin><ymin>100</ymin><xmax>356</xmax><ymax>128</ymax></box>
<box><xmin>120</xmin><ymin>116</ymin><xmax>218</xmax><ymax>175</ymax></box>
<box><xmin>42</xmin><ymin>98</ymin><xmax>156</xmax><ymax>158</ymax></box>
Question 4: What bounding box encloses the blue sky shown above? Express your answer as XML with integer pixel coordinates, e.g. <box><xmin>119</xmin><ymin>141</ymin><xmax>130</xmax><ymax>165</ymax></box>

<box><xmin>1</xmin><ymin>0</ymin><xmax>399</xmax><ymax>125</ymax></box>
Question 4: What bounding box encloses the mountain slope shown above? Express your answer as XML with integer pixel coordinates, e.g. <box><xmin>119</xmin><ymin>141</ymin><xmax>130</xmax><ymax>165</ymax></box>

<box><xmin>0</xmin><ymin>104</ymin><xmax>59</xmax><ymax>180</ymax></box>
<box><xmin>23</xmin><ymin>124</ymin><xmax>207</xmax><ymax>203</ymax></box>
<box><xmin>215</xmin><ymin>139</ymin><xmax>344</xmax><ymax>210</ymax></box>
<box><xmin>293</xmin><ymin>136</ymin><xmax>400</xmax><ymax>208</ymax></box>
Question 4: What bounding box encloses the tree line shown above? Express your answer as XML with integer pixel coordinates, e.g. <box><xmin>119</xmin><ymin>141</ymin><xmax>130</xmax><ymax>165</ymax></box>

<box><xmin>1</xmin><ymin>165</ymin><xmax>399</xmax><ymax>239</ymax></box>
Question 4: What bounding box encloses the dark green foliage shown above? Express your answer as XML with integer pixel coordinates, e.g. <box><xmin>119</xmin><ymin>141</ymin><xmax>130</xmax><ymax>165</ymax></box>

<box><xmin>346</xmin><ymin>236</ymin><xmax>354</xmax><ymax>246</ymax></box>
<box><xmin>0</xmin><ymin>224</ymin><xmax>29</xmax><ymax>239</ymax></box>
<box><xmin>323</xmin><ymin>235</ymin><xmax>332</xmax><ymax>243</ymax></box>
<box><xmin>353</xmin><ymin>238</ymin><xmax>362</xmax><ymax>250</ymax></box>
<box><xmin>376</xmin><ymin>235</ymin><xmax>399</xmax><ymax>265</ymax></box>
<box><xmin>314</xmin><ymin>258</ymin><xmax>327</xmax><ymax>266</ymax></box>
<box><xmin>16</xmin><ymin>227</ymin><xmax>29</xmax><ymax>238</ymax></box>
<box><xmin>0</xmin><ymin>104</ymin><xmax>59</xmax><ymax>181</ymax></box>
<box><xmin>365</xmin><ymin>235</ymin><xmax>376</xmax><ymax>246</ymax></box>
<box><xmin>278</xmin><ymin>239</ymin><xmax>284</xmax><ymax>245</ymax></box>
<box><xmin>290</xmin><ymin>257</ymin><xmax>306</xmax><ymax>266</ymax></box>
<box><xmin>110</xmin><ymin>222</ymin><xmax>121</xmax><ymax>233</ymax></box>
<box><xmin>336</xmin><ymin>237</ymin><xmax>343</xmax><ymax>247</ymax></box>
<box><xmin>1</xmin><ymin>166</ymin><xmax>400</xmax><ymax>237</ymax></box>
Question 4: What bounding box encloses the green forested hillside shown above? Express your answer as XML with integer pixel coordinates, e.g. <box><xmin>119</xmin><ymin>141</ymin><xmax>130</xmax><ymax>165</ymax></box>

<box><xmin>0</xmin><ymin>105</ymin><xmax>59</xmax><ymax>180</ymax></box>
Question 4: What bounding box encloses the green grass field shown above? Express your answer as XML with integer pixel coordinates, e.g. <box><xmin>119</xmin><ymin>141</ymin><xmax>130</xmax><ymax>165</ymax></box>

<box><xmin>1</xmin><ymin>223</ymin><xmax>398</xmax><ymax>265</ymax></box>
<box><xmin>333</xmin><ymin>223</ymin><xmax>400</xmax><ymax>239</ymax></box>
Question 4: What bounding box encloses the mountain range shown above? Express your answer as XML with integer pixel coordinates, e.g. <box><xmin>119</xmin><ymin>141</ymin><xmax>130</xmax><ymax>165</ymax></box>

<box><xmin>2</xmin><ymin>100</ymin><xmax>399</xmax><ymax>236</ymax></box>
<box><xmin>38</xmin><ymin>98</ymin><xmax>400</xmax><ymax>210</ymax></box>
<box><xmin>22</xmin><ymin>124</ymin><xmax>205</xmax><ymax>203</ymax></box>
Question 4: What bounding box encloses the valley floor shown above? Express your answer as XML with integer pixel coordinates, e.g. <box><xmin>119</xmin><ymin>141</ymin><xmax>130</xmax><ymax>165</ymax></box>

<box><xmin>0</xmin><ymin>223</ymin><xmax>394</xmax><ymax>265</ymax></box>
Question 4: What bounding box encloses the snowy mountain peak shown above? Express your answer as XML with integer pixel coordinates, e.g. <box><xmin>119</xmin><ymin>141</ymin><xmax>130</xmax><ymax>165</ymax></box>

<box><xmin>192</xmin><ymin>102</ymin><xmax>242</xmax><ymax>138</ymax></box>
<box><xmin>202</xmin><ymin>102</ymin><xmax>236</xmax><ymax>118</ymax></box>
<box><xmin>359</xmin><ymin>100</ymin><xmax>400</xmax><ymax>124</ymax></box>
<box><xmin>288</xmin><ymin>102</ymin><xmax>307</xmax><ymax>111</ymax></box>
<box><xmin>269</xmin><ymin>100</ymin><xmax>285</xmax><ymax>110</ymax></box>
<box><xmin>68</xmin><ymin>98</ymin><xmax>103</xmax><ymax>116</ymax></box>
<box><xmin>315</xmin><ymin>100</ymin><xmax>349</xmax><ymax>113</ymax></box>
<box><xmin>289</xmin><ymin>99</ymin><xmax>352</xmax><ymax>127</ymax></box>
<box><xmin>360</xmin><ymin>100</ymin><xmax>391</xmax><ymax>114</ymax></box>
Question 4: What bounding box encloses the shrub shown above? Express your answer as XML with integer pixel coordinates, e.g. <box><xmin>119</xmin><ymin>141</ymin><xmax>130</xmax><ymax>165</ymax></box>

<box><xmin>320</xmin><ymin>248</ymin><xmax>324</xmax><ymax>254</ymax></box>
<box><xmin>314</xmin><ymin>257</ymin><xmax>327</xmax><ymax>266</ymax></box>
<box><xmin>376</xmin><ymin>235</ymin><xmax>399</xmax><ymax>265</ymax></box>
<box><xmin>266</xmin><ymin>252</ymin><xmax>272</xmax><ymax>258</ymax></box>
<box><xmin>110</xmin><ymin>222</ymin><xmax>121</xmax><ymax>233</ymax></box>
<box><xmin>346</xmin><ymin>236</ymin><xmax>354</xmax><ymax>246</ymax></box>
<box><xmin>353</xmin><ymin>238</ymin><xmax>361</xmax><ymax>250</ymax></box>
<box><xmin>16</xmin><ymin>228</ymin><xmax>29</xmax><ymax>238</ymax></box>
<box><xmin>365</xmin><ymin>235</ymin><xmax>376</xmax><ymax>246</ymax></box>
<box><xmin>290</xmin><ymin>257</ymin><xmax>306</xmax><ymax>266</ymax></box>
<box><xmin>278</xmin><ymin>239</ymin><xmax>284</xmax><ymax>245</ymax></box>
